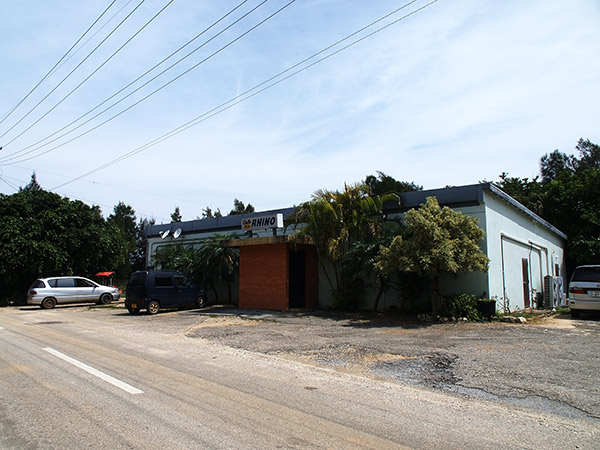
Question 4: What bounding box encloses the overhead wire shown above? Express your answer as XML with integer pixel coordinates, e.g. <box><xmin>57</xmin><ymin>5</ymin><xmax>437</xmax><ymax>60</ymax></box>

<box><xmin>0</xmin><ymin>0</ymin><xmax>250</xmax><ymax>162</ymax></box>
<box><xmin>52</xmin><ymin>0</ymin><xmax>138</xmax><ymax>75</ymax></box>
<box><xmin>3</xmin><ymin>0</ymin><xmax>292</xmax><ymax>166</ymax></box>
<box><xmin>0</xmin><ymin>0</ymin><xmax>118</xmax><ymax>126</ymax></box>
<box><xmin>0</xmin><ymin>0</ymin><xmax>175</xmax><ymax>150</ymax></box>
<box><xmin>0</xmin><ymin>0</ymin><xmax>148</xmax><ymax>142</ymax></box>
<box><xmin>0</xmin><ymin>0</ymin><xmax>261</xmax><ymax>164</ymax></box>
<box><xmin>51</xmin><ymin>0</ymin><xmax>438</xmax><ymax>190</ymax></box>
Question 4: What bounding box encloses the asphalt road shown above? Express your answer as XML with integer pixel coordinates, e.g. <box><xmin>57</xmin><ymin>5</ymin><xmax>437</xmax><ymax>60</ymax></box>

<box><xmin>0</xmin><ymin>305</ymin><xmax>598</xmax><ymax>449</ymax></box>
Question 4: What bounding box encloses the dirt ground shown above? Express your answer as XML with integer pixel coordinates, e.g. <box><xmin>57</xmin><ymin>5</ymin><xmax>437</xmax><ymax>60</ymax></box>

<box><xmin>183</xmin><ymin>307</ymin><xmax>600</xmax><ymax>421</ymax></box>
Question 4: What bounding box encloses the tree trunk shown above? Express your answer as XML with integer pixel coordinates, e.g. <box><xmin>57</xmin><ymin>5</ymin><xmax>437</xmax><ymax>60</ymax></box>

<box><xmin>431</xmin><ymin>276</ymin><xmax>443</xmax><ymax>313</ymax></box>
<box><xmin>373</xmin><ymin>275</ymin><xmax>387</xmax><ymax>312</ymax></box>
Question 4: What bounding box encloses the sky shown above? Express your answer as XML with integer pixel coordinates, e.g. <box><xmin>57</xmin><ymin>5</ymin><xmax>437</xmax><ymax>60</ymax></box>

<box><xmin>0</xmin><ymin>0</ymin><xmax>598</xmax><ymax>223</ymax></box>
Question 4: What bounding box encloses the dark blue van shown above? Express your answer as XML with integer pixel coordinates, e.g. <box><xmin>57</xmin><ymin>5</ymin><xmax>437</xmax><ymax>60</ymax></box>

<box><xmin>125</xmin><ymin>271</ymin><xmax>206</xmax><ymax>315</ymax></box>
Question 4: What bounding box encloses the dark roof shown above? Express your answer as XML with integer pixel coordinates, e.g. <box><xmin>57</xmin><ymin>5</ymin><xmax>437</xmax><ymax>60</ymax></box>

<box><xmin>147</xmin><ymin>183</ymin><xmax>567</xmax><ymax>240</ymax></box>
<box><xmin>383</xmin><ymin>183</ymin><xmax>566</xmax><ymax>240</ymax></box>
<box><xmin>147</xmin><ymin>207</ymin><xmax>296</xmax><ymax>238</ymax></box>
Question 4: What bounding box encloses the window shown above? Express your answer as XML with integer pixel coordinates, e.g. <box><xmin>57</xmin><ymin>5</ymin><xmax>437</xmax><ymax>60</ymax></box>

<box><xmin>76</xmin><ymin>278</ymin><xmax>95</xmax><ymax>287</ymax></box>
<box><xmin>571</xmin><ymin>267</ymin><xmax>600</xmax><ymax>283</ymax></box>
<box><xmin>56</xmin><ymin>278</ymin><xmax>76</xmax><ymax>288</ymax></box>
<box><xmin>155</xmin><ymin>276</ymin><xmax>173</xmax><ymax>287</ymax></box>
<box><xmin>48</xmin><ymin>279</ymin><xmax>58</xmax><ymax>288</ymax></box>
<box><xmin>175</xmin><ymin>275</ymin><xmax>189</xmax><ymax>287</ymax></box>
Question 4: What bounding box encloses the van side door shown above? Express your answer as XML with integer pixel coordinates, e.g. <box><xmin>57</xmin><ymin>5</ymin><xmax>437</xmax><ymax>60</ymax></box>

<box><xmin>153</xmin><ymin>274</ymin><xmax>177</xmax><ymax>307</ymax></box>
<box><xmin>174</xmin><ymin>275</ymin><xmax>196</xmax><ymax>306</ymax></box>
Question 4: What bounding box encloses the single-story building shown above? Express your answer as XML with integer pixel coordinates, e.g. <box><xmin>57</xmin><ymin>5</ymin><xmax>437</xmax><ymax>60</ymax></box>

<box><xmin>145</xmin><ymin>183</ymin><xmax>567</xmax><ymax>312</ymax></box>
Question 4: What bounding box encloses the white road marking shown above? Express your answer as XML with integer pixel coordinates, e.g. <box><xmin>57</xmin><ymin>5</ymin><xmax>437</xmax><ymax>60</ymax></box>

<box><xmin>43</xmin><ymin>347</ymin><xmax>143</xmax><ymax>394</ymax></box>
<box><xmin>0</xmin><ymin>326</ymin><xmax>4</xmax><ymax>330</ymax></box>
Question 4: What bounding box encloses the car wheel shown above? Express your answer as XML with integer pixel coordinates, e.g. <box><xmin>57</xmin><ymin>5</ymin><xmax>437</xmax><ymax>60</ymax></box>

<box><xmin>40</xmin><ymin>297</ymin><xmax>57</xmax><ymax>309</ymax></box>
<box><xmin>570</xmin><ymin>309</ymin><xmax>581</xmax><ymax>318</ymax></box>
<box><xmin>127</xmin><ymin>307</ymin><xmax>140</xmax><ymax>314</ymax></box>
<box><xmin>147</xmin><ymin>300</ymin><xmax>160</xmax><ymax>315</ymax></box>
<box><xmin>98</xmin><ymin>293</ymin><xmax>113</xmax><ymax>305</ymax></box>
<box><xmin>196</xmin><ymin>296</ymin><xmax>206</xmax><ymax>309</ymax></box>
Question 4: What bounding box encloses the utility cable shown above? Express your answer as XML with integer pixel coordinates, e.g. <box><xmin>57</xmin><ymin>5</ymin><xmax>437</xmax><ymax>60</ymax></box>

<box><xmin>0</xmin><ymin>0</ymin><xmax>254</xmax><ymax>163</ymax></box>
<box><xmin>53</xmin><ymin>0</ymin><xmax>138</xmax><ymax>76</ymax></box>
<box><xmin>0</xmin><ymin>0</ymin><xmax>147</xmax><ymax>141</ymax></box>
<box><xmin>1</xmin><ymin>0</ymin><xmax>174</xmax><ymax>149</ymax></box>
<box><xmin>51</xmin><ymin>0</ymin><xmax>438</xmax><ymax>190</ymax></box>
<box><xmin>4</xmin><ymin>0</ymin><xmax>289</xmax><ymax>166</ymax></box>
<box><xmin>0</xmin><ymin>1</ymin><xmax>117</xmax><ymax>126</ymax></box>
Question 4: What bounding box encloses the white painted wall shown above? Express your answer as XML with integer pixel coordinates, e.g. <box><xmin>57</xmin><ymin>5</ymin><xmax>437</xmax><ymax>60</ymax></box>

<box><xmin>482</xmin><ymin>190</ymin><xmax>566</xmax><ymax>311</ymax></box>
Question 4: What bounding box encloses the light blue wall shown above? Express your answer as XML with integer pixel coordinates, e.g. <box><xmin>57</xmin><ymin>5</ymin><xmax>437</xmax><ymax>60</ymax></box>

<box><xmin>483</xmin><ymin>190</ymin><xmax>566</xmax><ymax>311</ymax></box>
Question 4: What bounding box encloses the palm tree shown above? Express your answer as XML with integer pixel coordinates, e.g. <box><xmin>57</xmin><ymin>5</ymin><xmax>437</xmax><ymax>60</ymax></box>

<box><xmin>289</xmin><ymin>183</ymin><xmax>399</xmax><ymax>308</ymax></box>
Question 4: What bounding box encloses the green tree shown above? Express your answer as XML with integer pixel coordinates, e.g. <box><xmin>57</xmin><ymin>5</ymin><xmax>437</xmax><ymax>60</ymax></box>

<box><xmin>365</xmin><ymin>171</ymin><xmax>422</xmax><ymax>196</ymax></box>
<box><xmin>376</xmin><ymin>197</ymin><xmax>489</xmax><ymax>312</ymax></box>
<box><xmin>201</xmin><ymin>206</ymin><xmax>222</xmax><ymax>219</ymax></box>
<box><xmin>171</xmin><ymin>206</ymin><xmax>182</xmax><ymax>223</ymax></box>
<box><xmin>131</xmin><ymin>217</ymin><xmax>155</xmax><ymax>272</ymax></box>
<box><xmin>152</xmin><ymin>234</ymin><xmax>239</xmax><ymax>304</ymax></box>
<box><xmin>196</xmin><ymin>234</ymin><xmax>239</xmax><ymax>303</ymax></box>
<box><xmin>289</xmin><ymin>183</ymin><xmax>398</xmax><ymax>309</ymax></box>
<box><xmin>229</xmin><ymin>199</ymin><xmax>254</xmax><ymax>215</ymax></box>
<box><xmin>107</xmin><ymin>202</ymin><xmax>138</xmax><ymax>279</ymax></box>
<box><xmin>0</xmin><ymin>178</ymin><xmax>122</xmax><ymax>304</ymax></box>
<box><xmin>496</xmin><ymin>138</ymin><xmax>600</xmax><ymax>274</ymax></box>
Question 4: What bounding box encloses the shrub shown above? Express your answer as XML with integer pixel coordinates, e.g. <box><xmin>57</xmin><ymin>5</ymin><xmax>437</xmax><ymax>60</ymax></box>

<box><xmin>441</xmin><ymin>293</ymin><xmax>482</xmax><ymax>321</ymax></box>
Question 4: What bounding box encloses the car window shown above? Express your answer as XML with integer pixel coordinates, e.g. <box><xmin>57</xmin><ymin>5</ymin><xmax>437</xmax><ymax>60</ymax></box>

<box><xmin>48</xmin><ymin>279</ymin><xmax>58</xmax><ymax>287</ymax></box>
<box><xmin>76</xmin><ymin>278</ymin><xmax>95</xmax><ymax>287</ymax></box>
<box><xmin>29</xmin><ymin>280</ymin><xmax>45</xmax><ymax>289</ymax></box>
<box><xmin>174</xmin><ymin>275</ymin><xmax>189</xmax><ymax>287</ymax></box>
<box><xmin>155</xmin><ymin>276</ymin><xmax>173</xmax><ymax>287</ymax></box>
<box><xmin>56</xmin><ymin>278</ymin><xmax>77</xmax><ymax>288</ymax></box>
<box><xmin>572</xmin><ymin>267</ymin><xmax>600</xmax><ymax>283</ymax></box>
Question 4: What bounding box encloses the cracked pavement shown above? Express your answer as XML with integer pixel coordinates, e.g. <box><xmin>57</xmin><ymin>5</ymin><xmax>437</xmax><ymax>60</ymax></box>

<box><xmin>185</xmin><ymin>308</ymin><xmax>600</xmax><ymax>421</ymax></box>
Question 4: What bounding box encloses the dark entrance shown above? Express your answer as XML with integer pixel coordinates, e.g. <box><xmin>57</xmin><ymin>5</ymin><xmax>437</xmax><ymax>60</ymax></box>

<box><xmin>522</xmin><ymin>258</ymin><xmax>530</xmax><ymax>308</ymax></box>
<box><xmin>289</xmin><ymin>250</ymin><xmax>306</xmax><ymax>308</ymax></box>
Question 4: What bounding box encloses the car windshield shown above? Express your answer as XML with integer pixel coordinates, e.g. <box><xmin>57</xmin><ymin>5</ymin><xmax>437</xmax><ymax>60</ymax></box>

<box><xmin>571</xmin><ymin>267</ymin><xmax>600</xmax><ymax>283</ymax></box>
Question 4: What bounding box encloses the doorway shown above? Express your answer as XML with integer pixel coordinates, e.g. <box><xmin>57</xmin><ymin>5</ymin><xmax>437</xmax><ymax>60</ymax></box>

<box><xmin>522</xmin><ymin>258</ymin><xmax>530</xmax><ymax>308</ymax></box>
<box><xmin>289</xmin><ymin>250</ymin><xmax>306</xmax><ymax>308</ymax></box>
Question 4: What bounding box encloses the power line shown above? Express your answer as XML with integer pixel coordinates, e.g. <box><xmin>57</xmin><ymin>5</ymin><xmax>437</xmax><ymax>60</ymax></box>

<box><xmin>0</xmin><ymin>1</ymin><xmax>117</xmax><ymax>126</ymax></box>
<box><xmin>0</xmin><ymin>0</ymin><xmax>147</xmax><ymax>141</ymax></box>
<box><xmin>52</xmin><ymin>0</ymin><xmax>438</xmax><ymax>190</ymax></box>
<box><xmin>0</xmin><ymin>0</ymin><xmax>260</xmax><ymax>164</ymax></box>
<box><xmin>0</xmin><ymin>1</ymin><xmax>250</xmax><ymax>162</ymax></box>
<box><xmin>1</xmin><ymin>0</ymin><xmax>174</xmax><ymax>149</ymax></box>
<box><xmin>0</xmin><ymin>171</ymin><xmax>169</xmax><ymax>222</ymax></box>
<box><xmin>3</xmin><ymin>0</ymin><xmax>291</xmax><ymax>166</ymax></box>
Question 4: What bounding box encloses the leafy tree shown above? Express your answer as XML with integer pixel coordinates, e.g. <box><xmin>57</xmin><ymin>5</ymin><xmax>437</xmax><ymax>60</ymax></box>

<box><xmin>171</xmin><ymin>206</ymin><xmax>182</xmax><ymax>223</ymax></box>
<box><xmin>107</xmin><ymin>202</ymin><xmax>138</xmax><ymax>279</ymax></box>
<box><xmin>201</xmin><ymin>206</ymin><xmax>222</xmax><ymax>219</ymax></box>
<box><xmin>229</xmin><ymin>199</ymin><xmax>254</xmax><ymax>215</ymax></box>
<box><xmin>376</xmin><ymin>197</ymin><xmax>489</xmax><ymax>312</ymax></box>
<box><xmin>289</xmin><ymin>183</ymin><xmax>398</xmax><ymax>309</ymax></box>
<box><xmin>131</xmin><ymin>217</ymin><xmax>155</xmax><ymax>272</ymax></box>
<box><xmin>540</xmin><ymin>150</ymin><xmax>575</xmax><ymax>183</ymax></box>
<box><xmin>364</xmin><ymin>171</ymin><xmax>422</xmax><ymax>196</ymax></box>
<box><xmin>196</xmin><ymin>234</ymin><xmax>239</xmax><ymax>303</ymax></box>
<box><xmin>0</xmin><ymin>179</ymin><xmax>122</xmax><ymax>304</ymax></box>
<box><xmin>496</xmin><ymin>138</ymin><xmax>600</xmax><ymax>274</ymax></box>
<box><xmin>152</xmin><ymin>234</ymin><xmax>239</xmax><ymax>304</ymax></box>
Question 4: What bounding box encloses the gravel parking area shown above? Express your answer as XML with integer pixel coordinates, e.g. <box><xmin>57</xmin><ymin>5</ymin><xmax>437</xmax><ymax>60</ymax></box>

<box><xmin>184</xmin><ymin>307</ymin><xmax>600</xmax><ymax>421</ymax></box>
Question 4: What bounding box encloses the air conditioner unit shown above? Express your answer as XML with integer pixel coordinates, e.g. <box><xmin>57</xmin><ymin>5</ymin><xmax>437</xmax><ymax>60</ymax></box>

<box><xmin>543</xmin><ymin>275</ymin><xmax>564</xmax><ymax>308</ymax></box>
